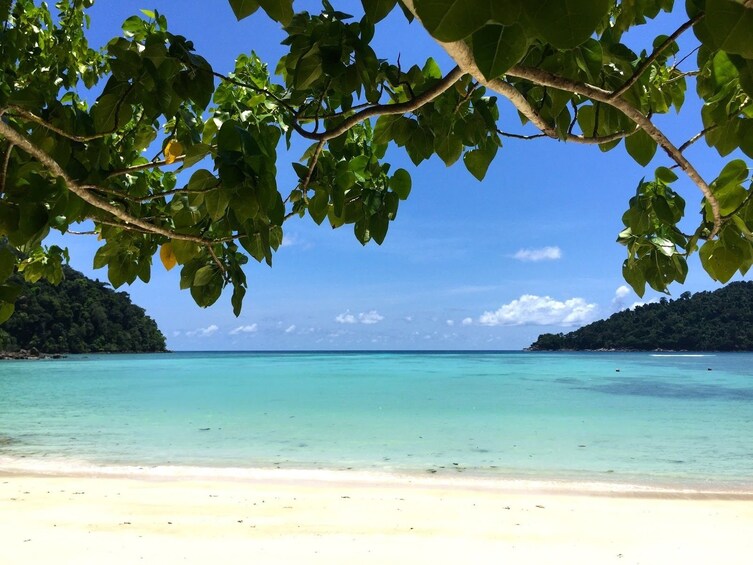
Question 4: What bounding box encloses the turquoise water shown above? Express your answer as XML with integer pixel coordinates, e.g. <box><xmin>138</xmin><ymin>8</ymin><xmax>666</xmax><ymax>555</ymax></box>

<box><xmin>1</xmin><ymin>351</ymin><xmax>752</xmax><ymax>489</ymax></box>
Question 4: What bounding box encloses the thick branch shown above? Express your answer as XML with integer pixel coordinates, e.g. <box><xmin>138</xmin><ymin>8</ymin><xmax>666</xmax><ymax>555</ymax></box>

<box><xmin>610</xmin><ymin>14</ymin><xmax>703</xmax><ymax>100</ymax></box>
<box><xmin>401</xmin><ymin>0</ymin><xmax>721</xmax><ymax>237</ymax></box>
<box><xmin>0</xmin><ymin>119</ymin><xmax>229</xmax><ymax>247</ymax></box>
<box><xmin>505</xmin><ymin>65</ymin><xmax>720</xmax><ymax>236</ymax></box>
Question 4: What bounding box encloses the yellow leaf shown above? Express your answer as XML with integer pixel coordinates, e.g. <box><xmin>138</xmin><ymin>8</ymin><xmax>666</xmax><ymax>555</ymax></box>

<box><xmin>160</xmin><ymin>242</ymin><xmax>177</xmax><ymax>271</ymax></box>
<box><xmin>164</xmin><ymin>139</ymin><xmax>183</xmax><ymax>165</ymax></box>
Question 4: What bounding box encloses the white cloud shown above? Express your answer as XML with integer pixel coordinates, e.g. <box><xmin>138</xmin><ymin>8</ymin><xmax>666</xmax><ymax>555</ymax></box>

<box><xmin>404</xmin><ymin>316</ymin><xmax>413</xmax><ymax>323</ymax></box>
<box><xmin>335</xmin><ymin>311</ymin><xmax>357</xmax><ymax>324</ymax></box>
<box><xmin>285</xmin><ymin>325</ymin><xmax>296</xmax><ymax>333</ymax></box>
<box><xmin>461</xmin><ymin>317</ymin><xmax>473</xmax><ymax>326</ymax></box>
<box><xmin>628</xmin><ymin>298</ymin><xmax>659</xmax><ymax>310</ymax></box>
<box><xmin>446</xmin><ymin>319</ymin><xmax>455</xmax><ymax>326</ymax></box>
<box><xmin>335</xmin><ymin>310</ymin><xmax>384</xmax><ymax>325</ymax></box>
<box><xmin>612</xmin><ymin>285</ymin><xmax>633</xmax><ymax>310</ymax></box>
<box><xmin>479</xmin><ymin>295</ymin><xmax>597</xmax><ymax>327</ymax></box>
<box><xmin>359</xmin><ymin>310</ymin><xmax>384</xmax><ymax>325</ymax></box>
<box><xmin>615</xmin><ymin>285</ymin><xmax>631</xmax><ymax>299</ymax></box>
<box><xmin>513</xmin><ymin>246</ymin><xmax>562</xmax><ymax>262</ymax></box>
<box><xmin>229</xmin><ymin>324</ymin><xmax>258</xmax><ymax>335</ymax></box>
<box><xmin>172</xmin><ymin>330</ymin><xmax>181</xmax><ymax>337</ymax></box>
<box><xmin>186</xmin><ymin>324</ymin><xmax>219</xmax><ymax>337</ymax></box>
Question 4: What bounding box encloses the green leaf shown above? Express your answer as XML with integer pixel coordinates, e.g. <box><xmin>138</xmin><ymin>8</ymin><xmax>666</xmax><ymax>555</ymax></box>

<box><xmin>258</xmin><ymin>0</ymin><xmax>293</xmax><ymax>24</ymax></box>
<box><xmin>435</xmin><ymin>133</ymin><xmax>463</xmax><ymax>166</ymax></box>
<box><xmin>182</xmin><ymin>143</ymin><xmax>212</xmax><ymax>169</ymax></box>
<box><xmin>625</xmin><ymin>129</ymin><xmax>658</xmax><ymax>167</ymax></box>
<box><xmin>309</xmin><ymin>190</ymin><xmax>329</xmax><ymax>225</ymax></box>
<box><xmin>700</xmin><ymin>239</ymin><xmax>739</xmax><ymax>283</ymax></box>
<box><xmin>622</xmin><ymin>259</ymin><xmax>646</xmax><ymax>297</ymax></box>
<box><xmin>414</xmin><ymin>0</ymin><xmax>491</xmax><ymax>42</ymax></box>
<box><xmin>472</xmin><ymin>23</ymin><xmax>527</xmax><ymax>80</ymax></box>
<box><xmin>204</xmin><ymin>189</ymin><xmax>230</xmax><ymax>221</ymax></box>
<box><xmin>91</xmin><ymin>92</ymin><xmax>132</xmax><ymax>133</ymax></box>
<box><xmin>229</xmin><ymin>0</ymin><xmax>259</xmax><ymax>20</ymax></box>
<box><xmin>188</xmin><ymin>169</ymin><xmax>219</xmax><ymax>192</ymax></box>
<box><xmin>0</xmin><ymin>246</ymin><xmax>16</xmax><ymax>283</ymax></box>
<box><xmin>524</xmin><ymin>0</ymin><xmax>611</xmax><ymax>49</ymax></box>
<box><xmin>490</xmin><ymin>0</ymin><xmax>523</xmax><ymax>25</ymax></box>
<box><xmin>389</xmin><ymin>169</ymin><xmax>412</xmax><ymax>199</ymax></box>
<box><xmin>705</xmin><ymin>0</ymin><xmax>753</xmax><ymax>58</ymax></box>
<box><xmin>370</xmin><ymin>214</ymin><xmax>389</xmax><ymax>245</ymax></box>
<box><xmin>193</xmin><ymin>265</ymin><xmax>218</xmax><ymax>287</ymax></box>
<box><xmin>362</xmin><ymin>0</ymin><xmax>397</xmax><ymax>23</ymax></box>
<box><xmin>463</xmin><ymin>144</ymin><xmax>498</xmax><ymax>181</ymax></box>
<box><xmin>0</xmin><ymin>302</ymin><xmax>15</xmax><ymax>324</ymax></box>
<box><xmin>655</xmin><ymin>166</ymin><xmax>679</xmax><ymax>184</ymax></box>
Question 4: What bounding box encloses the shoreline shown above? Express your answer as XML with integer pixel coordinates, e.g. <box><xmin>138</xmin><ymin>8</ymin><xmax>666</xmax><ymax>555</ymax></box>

<box><xmin>2</xmin><ymin>469</ymin><xmax>753</xmax><ymax>563</ymax></box>
<box><xmin>2</xmin><ymin>458</ymin><xmax>752</xmax><ymax>500</ymax></box>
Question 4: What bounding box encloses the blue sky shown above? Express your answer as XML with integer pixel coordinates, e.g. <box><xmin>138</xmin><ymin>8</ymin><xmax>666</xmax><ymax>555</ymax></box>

<box><xmin>46</xmin><ymin>1</ymin><xmax>746</xmax><ymax>350</ymax></box>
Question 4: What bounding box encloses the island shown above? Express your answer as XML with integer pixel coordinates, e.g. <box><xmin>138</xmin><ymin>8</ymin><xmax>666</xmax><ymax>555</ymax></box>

<box><xmin>529</xmin><ymin>282</ymin><xmax>753</xmax><ymax>351</ymax></box>
<box><xmin>0</xmin><ymin>266</ymin><xmax>166</xmax><ymax>356</ymax></box>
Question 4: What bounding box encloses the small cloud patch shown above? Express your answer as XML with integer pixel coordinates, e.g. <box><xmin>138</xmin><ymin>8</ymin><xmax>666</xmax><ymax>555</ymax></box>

<box><xmin>229</xmin><ymin>324</ymin><xmax>258</xmax><ymax>335</ymax></box>
<box><xmin>186</xmin><ymin>324</ymin><xmax>219</xmax><ymax>337</ymax></box>
<box><xmin>513</xmin><ymin>246</ymin><xmax>562</xmax><ymax>262</ymax></box>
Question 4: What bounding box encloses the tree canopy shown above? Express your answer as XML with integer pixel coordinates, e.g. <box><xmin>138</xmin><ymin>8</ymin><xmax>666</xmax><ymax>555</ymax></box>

<box><xmin>0</xmin><ymin>264</ymin><xmax>166</xmax><ymax>353</ymax></box>
<box><xmin>529</xmin><ymin>282</ymin><xmax>753</xmax><ymax>351</ymax></box>
<box><xmin>1</xmin><ymin>0</ymin><xmax>752</xmax><ymax>321</ymax></box>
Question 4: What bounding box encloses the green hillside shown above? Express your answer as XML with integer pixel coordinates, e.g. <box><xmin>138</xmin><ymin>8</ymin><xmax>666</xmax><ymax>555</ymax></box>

<box><xmin>0</xmin><ymin>266</ymin><xmax>166</xmax><ymax>354</ymax></box>
<box><xmin>530</xmin><ymin>282</ymin><xmax>753</xmax><ymax>351</ymax></box>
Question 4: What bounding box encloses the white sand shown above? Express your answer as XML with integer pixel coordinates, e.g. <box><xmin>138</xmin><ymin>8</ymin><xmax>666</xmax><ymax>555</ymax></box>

<box><xmin>1</xmin><ymin>471</ymin><xmax>752</xmax><ymax>564</ymax></box>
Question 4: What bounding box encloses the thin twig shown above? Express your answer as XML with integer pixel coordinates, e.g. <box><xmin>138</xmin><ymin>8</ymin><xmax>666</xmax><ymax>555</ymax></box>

<box><xmin>1</xmin><ymin>142</ymin><xmax>13</xmax><ymax>194</ymax></box>
<box><xmin>292</xmin><ymin>67</ymin><xmax>464</xmax><ymax>141</ymax></box>
<box><xmin>678</xmin><ymin>125</ymin><xmax>718</xmax><ymax>154</ymax></box>
<box><xmin>205</xmin><ymin>244</ymin><xmax>226</xmax><ymax>274</ymax></box>
<box><xmin>105</xmin><ymin>155</ymin><xmax>187</xmax><ymax>179</ymax></box>
<box><xmin>302</xmin><ymin>140</ymin><xmax>325</xmax><ymax>192</ymax></box>
<box><xmin>610</xmin><ymin>14</ymin><xmax>703</xmax><ymax>100</ymax></box>
<box><xmin>91</xmin><ymin>184</ymin><xmax>219</xmax><ymax>203</ymax></box>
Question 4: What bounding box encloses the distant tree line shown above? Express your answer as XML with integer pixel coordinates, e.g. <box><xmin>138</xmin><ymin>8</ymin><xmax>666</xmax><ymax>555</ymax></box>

<box><xmin>530</xmin><ymin>282</ymin><xmax>753</xmax><ymax>351</ymax></box>
<box><xmin>0</xmin><ymin>266</ymin><xmax>166</xmax><ymax>353</ymax></box>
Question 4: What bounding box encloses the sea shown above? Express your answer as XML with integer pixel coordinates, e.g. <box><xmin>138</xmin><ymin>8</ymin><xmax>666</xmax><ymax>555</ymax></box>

<box><xmin>1</xmin><ymin>351</ymin><xmax>752</xmax><ymax>492</ymax></box>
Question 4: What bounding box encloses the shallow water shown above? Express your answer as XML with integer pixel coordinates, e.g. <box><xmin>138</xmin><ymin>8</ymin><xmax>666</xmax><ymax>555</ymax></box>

<box><xmin>1</xmin><ymin>351</ymin><xmax>751</xmax><ymax>489</ymax></box>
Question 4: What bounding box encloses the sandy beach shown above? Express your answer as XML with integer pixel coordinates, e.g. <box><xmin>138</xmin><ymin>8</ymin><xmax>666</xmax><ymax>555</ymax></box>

<box><xmin>1</xmin><ymin>470</ymin><xmax>752</xmax><ymax>564</ymax></box>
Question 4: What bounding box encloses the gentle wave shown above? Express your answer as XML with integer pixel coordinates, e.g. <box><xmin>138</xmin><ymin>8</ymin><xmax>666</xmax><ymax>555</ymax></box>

<box><xmin>2</xmin><ymin>456</ymin><xmax>751</xmax><ymax>498</ymax></box>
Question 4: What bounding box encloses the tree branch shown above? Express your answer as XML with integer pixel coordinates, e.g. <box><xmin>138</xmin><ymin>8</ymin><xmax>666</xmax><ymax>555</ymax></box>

<box><xmin>292</xmin><ymin>66</ymin><xmax>464</xmax><ymax>141</ymax></box>
<box><xmin>105</xmin><ymin>155</ymin><xmax>187</xmax><ymax>179</ymax></box>
<box><xmin>90</xmin><ymin>184</ymin><xmax>219</xmax><ymax>203</ymax></box>
<box><xmin>0</xmin><ymin>119</ymin><xmax>234</xmax><ymax>247</ymax></box>
<box><xmin>610</xmin><ymin>13</ymin><xmax>703</xmax><ymax>100</ymax></box>
<box><xmin>400</xmin><ymin>0</ymin><xmax>721</xmax><ymax>238</ymax></box>
<box><xmin>3</xmin><ymin>105</ymin><xmax>113</xmax><ymax>142</ymax></box>
<box><xmin>302</xmin><ymin>139</ymin><xmax>324</xmax><ymax>192</ymax></box>
<box><xmin>505</xmin><ymin>65</ymin><xmax>721</xmax><ymax>236</ymax></box>
<box><xmin>1</xmin><ymin>142</ymin><xmax>13</xmax><ymax>195</ymax></box>
<box><xmin>678</xmin><ymin>125</ymin><xmax>719</xmax><ymax>154</ymax></box>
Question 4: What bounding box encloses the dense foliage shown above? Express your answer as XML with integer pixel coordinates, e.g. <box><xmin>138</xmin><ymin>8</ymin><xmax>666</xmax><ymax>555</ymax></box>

<box><xmin>0</xmin><ymin>265</ymin><xmax>166</xmax><ymax>353</ymax></box>
<box><xmin>1</xmin><ymin>1</ymin><xmax>752</xmax><ymax>320</ymax></box>
<box><xmin>530</xmin><ymin>282</ymin><xmax>753</xmax><ymax>351</ymax></box>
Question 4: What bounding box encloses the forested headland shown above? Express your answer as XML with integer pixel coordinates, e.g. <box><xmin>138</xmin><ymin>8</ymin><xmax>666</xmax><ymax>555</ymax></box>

<box><xmin>530</xmin><ymin>282</ymin><xmax>753</xmax><ymax>351</ymax></box>
<box><xmin>0</xmin><ymin>266</ymin><xmax>166</xmax><ymax>354</ymax></box>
